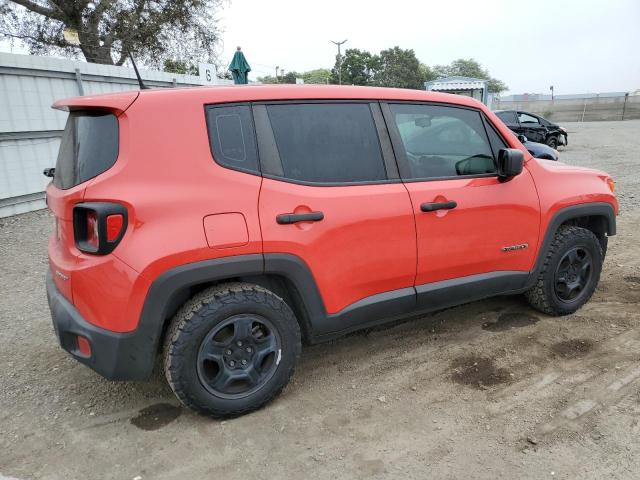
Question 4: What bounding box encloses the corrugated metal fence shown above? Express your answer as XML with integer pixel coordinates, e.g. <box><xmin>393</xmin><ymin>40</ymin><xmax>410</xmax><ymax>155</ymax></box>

<box><xmin>493</xmin><ymin>94</ymin><xmax>640</xmax><ymax>123</ymax></box>
<box><xmin>0</xmin><ymin>52</ymin><xmax>220</xmax><ymax>218</ymax></box>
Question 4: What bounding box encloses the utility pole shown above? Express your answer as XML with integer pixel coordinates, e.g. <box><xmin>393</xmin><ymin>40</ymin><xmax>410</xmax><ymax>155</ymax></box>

<box><xmin>275</xmin><ymin>66</ymin><xmax>279</xmax><ymax>83</ymax></box>
<box><xmin>331</xmin><ymin>39</ymin><xmax>347</xmax><ymax>85</ymax></box>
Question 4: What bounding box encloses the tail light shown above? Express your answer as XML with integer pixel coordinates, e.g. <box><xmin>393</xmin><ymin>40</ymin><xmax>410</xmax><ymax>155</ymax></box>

<box><xmin>73</xmin><ymin>202</ymin><xmax>128</xmax><ymax>254</ymax></box>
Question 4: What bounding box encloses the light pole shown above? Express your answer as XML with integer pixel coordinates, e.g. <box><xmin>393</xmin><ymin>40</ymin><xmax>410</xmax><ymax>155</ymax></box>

<box><xmin>331</xmin><ymin>39</ymin><xmax>347</xmax><ymax>85</ymax></box>
<box><xmin>275</xmin><ymin>66</ymin><xmax>279</xmax><ymax>83</ymax></box>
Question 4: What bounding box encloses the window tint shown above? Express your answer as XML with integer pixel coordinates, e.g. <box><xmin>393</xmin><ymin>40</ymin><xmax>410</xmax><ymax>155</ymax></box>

<box><xmin>265</xmin><ymin>103</ymin><xmax>386</xmax><ymax>183</ymax></box>
<box><xmin>389</xmin><ymin>104</ymin><xmax>496</xmax><ymax>179</ymax></box>
<box><xmin>518</xmin><ymin>112</ymin><xmax>539</xmax><ymax>125</ymax></box>
<box><xmin>496</xmin><ymin>111</ymin><xmax>518</xmax><ymax>125</ymax></box>
<box><xmin>53</xmin><ymin>112</ymin><xmax>118</xmax><ymax>190</ymax></box>
<box><xmin>483</xmin><ymin>116</ymin><xmax>509</xmax><ymax>152</ymax></box>
<box><xmin>206</xmin><ymin>104</ymin><xmax>259</xmax><ymax>173</ymax></box>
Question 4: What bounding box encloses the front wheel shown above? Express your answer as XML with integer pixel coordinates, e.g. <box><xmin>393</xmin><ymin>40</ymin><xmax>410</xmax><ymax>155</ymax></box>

<box><xmin>546</xmin><ymin>135</ymin><xmax>559</xmax><ymax>148</ymax></box>
<box><xmin>525</xmin><ymin>226</ymin><xmax>603</xmax><ymax>316</ymax></box>
<box><xmin>164</xmin><ymin>283</ymin><xmax>301</xmax><ymax>418</ymax></box>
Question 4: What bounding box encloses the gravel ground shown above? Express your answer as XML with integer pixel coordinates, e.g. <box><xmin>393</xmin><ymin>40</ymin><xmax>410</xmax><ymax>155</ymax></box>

<box><xmin>1</xmin><ymin>120</ymin><xmax>640</xmax><ymax>480</ymax></box>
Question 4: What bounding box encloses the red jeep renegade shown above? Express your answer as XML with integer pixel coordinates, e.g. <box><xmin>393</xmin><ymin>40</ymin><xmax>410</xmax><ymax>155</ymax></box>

<box><xmin>45</xmin><ymin>85</ymin><xmax>618</xmax><ymax>417</ymax></box>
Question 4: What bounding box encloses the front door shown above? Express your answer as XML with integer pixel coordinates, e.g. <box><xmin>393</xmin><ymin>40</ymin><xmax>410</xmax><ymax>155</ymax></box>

<box><xmin>383</xmin><ymin>102</ymin><xmax>540</xmax><ymax>307</ymax></box>
<box><xmin>256</xmin><ymin>102</ymin><xmax>417</xmax><ymax>330</ymax></box>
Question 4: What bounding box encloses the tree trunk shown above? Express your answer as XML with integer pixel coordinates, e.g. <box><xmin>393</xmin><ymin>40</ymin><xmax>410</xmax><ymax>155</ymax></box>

<box><xmin>79</xmin><ymin>44</ymin><xmax>114</xmax><ymax>64</ymax></box>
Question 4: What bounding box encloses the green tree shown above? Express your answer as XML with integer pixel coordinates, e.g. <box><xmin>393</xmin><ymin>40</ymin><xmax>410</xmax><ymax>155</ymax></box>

<box><xmin>256</xmin><ymin>74</ymin><xmax>278</xmax><ymax>84</ymax></box>
<box><xmin>1</xmin><ymin>0</ymin><xmax>223</xmax><ymax>66</ymax></box>
<box><xmin>373</xmin><ymin>46</ymin><xmax>425</xmax><ymax>89</ymax></box>
<box><xmin>433</xmin><ymin>58</ymin><xmax>507</xmax><ymax>93</ymax></box>
<box><xmin>330</xmin><ymin>48</ymin><xmax>379</xmax><ymax>85</ymax></box>
<box><xmin>302</xmin><ymin>68</ymin><xmax>331</xmax><ymax>84</ymax></box>
<box><xmin>419</xmin><ymin>63</ymin><xmax>437</xmax><ymax>83</ymax></box>
<box><xmin>281</xmin><ymin>71</ymin><xmax>300</xmax><ymax>84</ymax></box>
<box><xmin>163</xmin><ymin>59</ymin><xmax>198</xmax><ymax>75</ymax></box>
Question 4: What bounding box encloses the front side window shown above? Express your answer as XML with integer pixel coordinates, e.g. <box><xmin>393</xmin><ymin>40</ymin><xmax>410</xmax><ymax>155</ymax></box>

<box><xmin>389</xmin><ymin>104</ymin><xmax>497</xmax><ymax>179</ymax></box>
<box><xmin>206</xmin><ymin>104</ymin><xmax>259</xmax><ymax>174</ymax></box>
<box><xmin>518</xmin><ymin>112</ymin><xmax>540</xmax><ymax>125</ymax></box>
<box><xmin>265</xmin><ymin>103</ymin><xmax>387</xmax><ymax>183</ymax></box>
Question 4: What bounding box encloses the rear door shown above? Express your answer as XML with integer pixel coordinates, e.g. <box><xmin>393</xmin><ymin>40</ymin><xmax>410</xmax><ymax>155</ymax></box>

<box><xmin>382</xmin><ymin>102</ymin><xmax>540</xmax><ymax>308</ymax></box>
<box><xmin>255</xmin><ymin>102</ymin><xmax>417</xmax><ymax>326</ymax></box>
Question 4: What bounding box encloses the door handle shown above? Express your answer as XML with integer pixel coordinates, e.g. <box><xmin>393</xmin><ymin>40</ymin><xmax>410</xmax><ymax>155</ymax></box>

<box><xmin>276</xmin><ymin>211</ymin><xmax>324</xmax><ymax>224</ymax></box>
<box><xmin>420</xmin><ymin>201</ymin><xmax>457</xmax><ymax>212</ymax></box>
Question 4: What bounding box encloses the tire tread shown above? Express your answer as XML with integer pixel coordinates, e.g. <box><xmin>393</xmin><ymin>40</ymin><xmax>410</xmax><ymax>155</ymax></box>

<box><xmin>525</xmin><ymin>225</ymin><xmax>602</xmax><ymax>316</ymax></box>
<box><xmin>163</xmin><ymin>282</ymin><xmax>301</xmax><ymax>418</ymax></box>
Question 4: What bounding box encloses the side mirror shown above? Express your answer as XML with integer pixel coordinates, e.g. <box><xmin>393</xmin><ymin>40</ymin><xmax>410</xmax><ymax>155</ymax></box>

<box><xmin>497</xmin><ymin>148</ymin><xmax>524</xmax><ymax>179</ymax></box>
<box><xmin>517</xmin><ymin>134</ymin><xmax>528</xmax><ymax>143</ymax></box>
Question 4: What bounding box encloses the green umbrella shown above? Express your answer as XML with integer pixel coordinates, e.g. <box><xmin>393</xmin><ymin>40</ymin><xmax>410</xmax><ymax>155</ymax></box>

<box><xmin>229</xmin><ymin>47</ymin><xmax>251</xmax><ymax>84</ymax></box>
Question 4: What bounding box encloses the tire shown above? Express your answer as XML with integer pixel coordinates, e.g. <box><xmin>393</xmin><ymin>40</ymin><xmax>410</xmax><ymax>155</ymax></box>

<box><xmin>546</xmin><ymin>135</ymin><xmax>558</xmax><ymax>148</ymax></box>
<box><xmin>164</xmin><ymin>282</ymin><xmax>301</xmax><ymax>418</ymax></box>
<box><xmin>525</xmin><ymin>226</ymin><xmax>603</xmax><ymax>316</ymax></box>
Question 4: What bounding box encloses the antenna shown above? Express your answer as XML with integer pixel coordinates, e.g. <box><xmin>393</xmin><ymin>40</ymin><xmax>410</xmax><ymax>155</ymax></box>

<box><xmin>127</xmin><ymin>50</ymin><xmax>150</xmax><ymax>90</ymax></box>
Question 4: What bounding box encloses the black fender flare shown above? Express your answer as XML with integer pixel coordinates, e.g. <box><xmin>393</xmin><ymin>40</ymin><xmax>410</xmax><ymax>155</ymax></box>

<box><xmin>132</xmin><ymin>253</ymin><xmax>328</xmax><ymax>378</ymax></box>
<box><xmin>524</xmin><ymin>202</ymin><xmax>616</xmax><ymax>289</ymax></box>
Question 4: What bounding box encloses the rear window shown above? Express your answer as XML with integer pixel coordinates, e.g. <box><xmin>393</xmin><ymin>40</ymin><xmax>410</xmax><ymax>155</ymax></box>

<box><xmin>53</xmin><ymin>112</ymin><xmax>119</xmax><ymax>190</ymax></box>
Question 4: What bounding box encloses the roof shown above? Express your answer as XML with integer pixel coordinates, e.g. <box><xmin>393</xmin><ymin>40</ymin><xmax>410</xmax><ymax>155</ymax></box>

<box><xmin>53</xmin><ymin>84</ymin><xmax>489</xmax><ymax>111</ymax></box>
<box><xmin>425</xmin><ymin>76</ymin><xmax>488</xmax><ymax>91</ymax></box>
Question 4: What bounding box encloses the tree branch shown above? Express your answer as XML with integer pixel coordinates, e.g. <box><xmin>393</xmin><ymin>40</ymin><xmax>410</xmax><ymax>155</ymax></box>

<box><xmin>9</xmin><ymin>0</ymin><xmax>63</xmax><ymax>20</ymax></box>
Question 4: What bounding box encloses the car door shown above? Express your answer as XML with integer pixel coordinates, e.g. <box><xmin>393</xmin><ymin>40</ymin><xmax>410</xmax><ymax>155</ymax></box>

<box><xmin>517</xmin><ymin>112</ymin><xmax>546</xmax><ymax>143</ymax></box>
<box><xmin>496</xmin><ymin>111</ymin><xmax>521</xmax><ymax>136</ymax></box>
<box><xmin>255</xmin><ymin>101</ymin><xmax>417</xmax><ymax>330</ymax></box>
<box><xmin>382</xmin><ymin>102</ymin><xmax>540</xmax><ymax>309</ymax></box>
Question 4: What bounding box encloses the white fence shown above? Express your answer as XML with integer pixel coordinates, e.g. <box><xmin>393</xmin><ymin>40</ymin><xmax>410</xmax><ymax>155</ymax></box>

<box><xmin>0</xmin><ymin>52</ymin><xmax>225</xmax><ymax>218</ymax></box>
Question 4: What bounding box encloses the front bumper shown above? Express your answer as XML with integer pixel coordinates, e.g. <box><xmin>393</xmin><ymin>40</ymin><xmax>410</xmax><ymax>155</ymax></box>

<box><xmin>46</xmin><ymin>270</ymin><xmax>156</xmax><ymax>380</ymax></box>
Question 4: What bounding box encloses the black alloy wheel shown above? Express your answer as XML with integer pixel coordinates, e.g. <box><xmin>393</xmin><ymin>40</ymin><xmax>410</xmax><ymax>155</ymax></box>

<box><xmin>197</xmin><ymin>314</ymin><xmax>281</xmax><ymax>399</ymax></box>
<box><xmin>553</xmin><ymin>247</ymin><xmax>593</xmax><ymax>303</ymax></box>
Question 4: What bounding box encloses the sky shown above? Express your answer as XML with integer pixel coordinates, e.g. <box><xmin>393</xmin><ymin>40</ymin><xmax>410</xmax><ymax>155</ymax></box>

<box><xmin>217</xmin><ymin>0</ymin><xmax>640</xmax><ymax>95</ymax></box>
<box><xmin>1</xmin><ymin>0</ymin><xmax>638</xmax><ymax>95</ymax></box>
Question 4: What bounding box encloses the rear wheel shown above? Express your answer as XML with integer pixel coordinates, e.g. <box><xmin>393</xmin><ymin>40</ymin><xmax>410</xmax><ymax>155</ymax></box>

<box><xmin>525</xmin><ymin>226</ymin><xmax>602</xmax><ymax>316</ymax></box>
<box><xmin>164</xmin><ymin>282</ymin><xmax>301</xmax><ymax>417</ymax></box>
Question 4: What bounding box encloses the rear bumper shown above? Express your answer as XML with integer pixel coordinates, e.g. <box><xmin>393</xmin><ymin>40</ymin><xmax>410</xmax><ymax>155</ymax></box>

<box><xmin>46</xmin><ymin>270</ymin><xmax>156</xmax><ymax>380</ymax></box>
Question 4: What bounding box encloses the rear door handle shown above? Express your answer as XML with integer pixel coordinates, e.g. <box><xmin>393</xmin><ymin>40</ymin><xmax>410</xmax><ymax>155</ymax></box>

<box><xmin>420</xmin><ymin>201</ymin><xmax>457</xmax><ymax>212</ymax></box>
<box><xmin>276</xmin><ymin>211</ymin><xmax>324</xmax><ymax>224</ymax></box>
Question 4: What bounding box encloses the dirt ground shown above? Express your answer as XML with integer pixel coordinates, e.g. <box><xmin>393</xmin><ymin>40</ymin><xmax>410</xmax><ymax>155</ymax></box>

<box><xmin>1</xmin><ymin>120</ymin><xmax>640</xmax><ymax>480</ymax></box>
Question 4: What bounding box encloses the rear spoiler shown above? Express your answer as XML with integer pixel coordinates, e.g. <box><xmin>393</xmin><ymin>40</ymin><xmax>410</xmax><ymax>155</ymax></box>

<box><xmin>52</xmin><ymin>91</ymin><xmax>140</xmax><ymax>115</ymax></box>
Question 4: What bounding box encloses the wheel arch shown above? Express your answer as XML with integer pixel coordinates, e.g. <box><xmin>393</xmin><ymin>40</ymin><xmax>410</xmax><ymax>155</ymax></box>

<box><xmin>140</xmin><ymin>254</ymin><xmax>327</xmax><ymax>365</ymax></box>
<box><xmin>526</xmin><ymin>202</ymin><xmax>616</xmax><ymax>289</ymax></box>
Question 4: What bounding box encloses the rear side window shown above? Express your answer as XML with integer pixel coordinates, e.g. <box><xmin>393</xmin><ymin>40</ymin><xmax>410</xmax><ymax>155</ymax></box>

<box><xmin>53</xmin><ymin>112</ymin><xmax>118</xmax><ymax>190</ymax></box>
<box><xmin>206</xmin><ymin>104</ymin><xmax>259</xmax><ymax>174</ymax></box>
<box><xmin>265</xmin><ymin>103</ymin><xmax>386</xmax><ymax>183</ymax></box>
